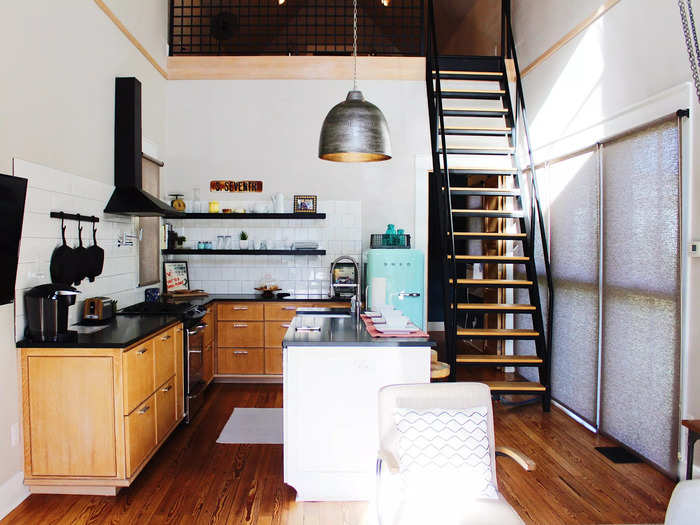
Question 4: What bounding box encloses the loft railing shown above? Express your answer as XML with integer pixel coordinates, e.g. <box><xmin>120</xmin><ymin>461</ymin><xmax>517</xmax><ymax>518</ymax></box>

<box><xmin>501</xmin><ymin>0</ymin><xmax>554</xmax><ymax>382</ymax></box>
<box><xmin>169</xmin><ymin>0</ymin><xmax>424</xmax><ymax>56</ymax></box>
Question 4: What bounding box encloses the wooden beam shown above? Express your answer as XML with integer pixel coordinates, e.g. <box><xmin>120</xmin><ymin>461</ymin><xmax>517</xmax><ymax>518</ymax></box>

<box><xmin>521</xmin><ymin>0</ymin><xmax>622</xmax><ymax>78</ymax></box>
<box><xmin>93</xmin><ymin>0</ymin><xmax>168</xmax><ymax>79</ymax></box>
<box><xmin>167</xmin><ymin>56</ymin><xmax>425</xmax><ymax>80</ymax></box>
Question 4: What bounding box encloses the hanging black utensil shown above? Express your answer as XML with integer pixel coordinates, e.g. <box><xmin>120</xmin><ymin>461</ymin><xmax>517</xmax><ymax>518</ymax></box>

<box><xmin>73</xmin><ymin>219</ymin><xmax>88</xmax><ymax>286</ymax></box>
<box><xmin>85</xmin><ymin>225</ymin><xmax>104</xmax><ymax>282</ymax></box>
<box><xmin>50</xmin><ymin>216</ymin><xmax>77</xmax><ymax>285</ymax></box>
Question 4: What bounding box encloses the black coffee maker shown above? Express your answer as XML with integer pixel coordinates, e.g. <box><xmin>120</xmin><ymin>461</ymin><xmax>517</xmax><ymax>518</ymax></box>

<box><xmin>25</xmin><ymin>284</ymin><xmax>80</xmax><ymax>342</ymax></box>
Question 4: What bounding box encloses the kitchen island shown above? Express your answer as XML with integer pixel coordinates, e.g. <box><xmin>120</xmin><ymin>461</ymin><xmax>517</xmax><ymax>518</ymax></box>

<box><xmin>282</xmin><ymin>311</ymin><xmax>435</xmax><ymax>501</ymax></box>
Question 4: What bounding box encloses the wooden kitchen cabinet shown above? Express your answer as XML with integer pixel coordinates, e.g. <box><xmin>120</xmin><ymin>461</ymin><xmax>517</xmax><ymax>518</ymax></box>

<box><xmin>218</xmin><ymin>321</ymin><xmax>264</xmax><ymax>347</ymax></box>
<box><xmin>217</xmin><ymin>302</ymin><xmax>263</xmax><ymax>321</ymax></box>
<box><xmin>20</xmin><ymin>322</ymin><xmax>184</xmax><ymax>495</ymax></box>
<box><xmin>218</xmin><ymin>347</ymin><xmax>265</xmax><ymax>374</ymax></box>
<box><xmin>215</xmin><ymin>300</ymin><xmax>349</xmax><ymax>378</ymax></box>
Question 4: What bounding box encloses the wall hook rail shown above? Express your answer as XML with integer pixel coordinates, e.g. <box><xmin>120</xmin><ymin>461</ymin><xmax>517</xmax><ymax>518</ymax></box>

<box><xmin>50</xmin><ymin>211</ymin><xmax>99</xmax><ymax>224</ymax></box>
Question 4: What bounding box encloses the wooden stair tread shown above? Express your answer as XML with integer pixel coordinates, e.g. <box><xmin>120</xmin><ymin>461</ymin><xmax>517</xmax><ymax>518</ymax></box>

<box><xmin>456</xmin><ymin>303</ymin><xmax>536</xmax><ymax>311</ymax></box>
<box><xmin>486</xmin><ymin>381</ymin><xmax>546</xmax><ymax>392</ymax></box>
<box><xmin>440</xmin><ymin>147</ymin><xmax>515</xmax><ymax>152</ymax></box>
<box><xmin>451</xmin><ymin>209</ymin><xmax>523</xmax><ymax>217</ymax></box>
<box><xmin>434</xmin><ymin>70</ymin><xmax>503</xmax><ymax>76</ymax></box>
<box><xmin>440</xmin><ymin>88</ymin><xmax>505</xmax><ymax>94</ymax></box>
<box><xmin>439</xmin><ymin>126</ymin><xmax>512</xmax><ymax>131</ymax></box>
<box><xmin>450</xmin><ymin>188</ymin><xmax>521</xmax><ymax>197</ymax></box>
<box><xmin>452</xmin><ymin>279</ymin><xmax>533</xmax><ymax>286</ymax></box>
<box><xmin>430</xmin><ymin>167</ymin><xmax>518</xmax><ymax>173</ymax></box>
<box><xmin>456</xmin><ymin>353</ymin><xmax>542</xmax><ymax>363</ymax></box>
<box><xmin>453</xmin><ymin>231</ymin><xmax>526</xmax><ymax>237</ymax></box>
<box><xmin>442</xmin><ymin>107</ymin><xmax>507</xmax><ymax>113</ymax></box>
<box><xmin>448</xmin><ymin>255</ymin><xmax>529</xmax><ymax>262</ymax></box>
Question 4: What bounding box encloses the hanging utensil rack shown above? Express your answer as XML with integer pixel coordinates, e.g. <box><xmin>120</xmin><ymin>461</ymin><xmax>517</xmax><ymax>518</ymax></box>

<box><xmin>50</xmin><ymin>212</ymin><xmax>99</xmax><ymax>223</ymax></box>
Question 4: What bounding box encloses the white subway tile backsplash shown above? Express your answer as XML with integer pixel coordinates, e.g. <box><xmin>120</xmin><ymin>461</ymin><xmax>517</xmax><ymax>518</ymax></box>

<box><xmin>13</xmin><ymin>159</ymin><xmax>158</xmax><ymax>340</ymax></box>
<box><xmin>161</xmin><ymin>200</ymin><xmax>362</xmax><ymax>296</ymax></box>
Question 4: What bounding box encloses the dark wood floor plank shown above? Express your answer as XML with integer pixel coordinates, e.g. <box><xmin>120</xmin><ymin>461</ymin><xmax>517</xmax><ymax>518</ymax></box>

<box><xmin>1</xmin><ymin>383</ymin><xmax>675</xmax><ymax>525</ymax></box>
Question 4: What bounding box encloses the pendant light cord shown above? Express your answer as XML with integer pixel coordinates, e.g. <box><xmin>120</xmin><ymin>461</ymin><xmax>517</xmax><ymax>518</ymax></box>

<box><xmin>353</xmin><ymin>0</ymin><xmax>358</xmax><ymax>90</ymax></box>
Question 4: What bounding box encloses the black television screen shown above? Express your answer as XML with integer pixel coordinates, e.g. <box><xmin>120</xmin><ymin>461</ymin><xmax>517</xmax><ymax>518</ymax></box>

<box><xmin>0</xmin><ymin>173</ymin><xmax>28</xmax><ymax>305</ymax></box>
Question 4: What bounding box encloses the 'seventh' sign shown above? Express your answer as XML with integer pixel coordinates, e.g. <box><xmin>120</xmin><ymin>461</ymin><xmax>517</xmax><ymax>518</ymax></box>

<box><xmin>210</xmin><ymin>180</ymin><xmax>263</xmax><ymax>192</ymax></box>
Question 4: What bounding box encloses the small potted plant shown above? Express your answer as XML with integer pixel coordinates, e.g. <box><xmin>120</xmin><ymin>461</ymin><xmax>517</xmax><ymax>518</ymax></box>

<box><xmin>239</xmin><ymin>231</ymin><xmax>249</xmax><ymax>249</ymax></box>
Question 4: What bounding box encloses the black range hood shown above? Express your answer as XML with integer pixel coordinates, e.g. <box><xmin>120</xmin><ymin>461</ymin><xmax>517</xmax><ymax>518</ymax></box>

<box><xmin>104</xmin><ymin>77</ymin><xmax>179</xmax><ymax>217</ymax></box>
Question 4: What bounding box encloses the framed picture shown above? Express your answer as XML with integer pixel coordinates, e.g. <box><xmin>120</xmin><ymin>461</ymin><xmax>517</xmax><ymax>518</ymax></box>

<box><xmin>163</xmin><ymin>261</ymin><xmax>190</xmax><ymax>293</ymax></box>
<box><xmin>293</xmin><ymin>195</ymin><xmax>317</xmax><ymax>213</ymax></box>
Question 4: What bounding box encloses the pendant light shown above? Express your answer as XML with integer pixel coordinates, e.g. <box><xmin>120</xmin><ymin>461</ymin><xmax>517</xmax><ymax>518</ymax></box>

<box><xmin>318</xmin><ymin>0</ymin><xmax>392</xmax><ymax>162</ymax></box>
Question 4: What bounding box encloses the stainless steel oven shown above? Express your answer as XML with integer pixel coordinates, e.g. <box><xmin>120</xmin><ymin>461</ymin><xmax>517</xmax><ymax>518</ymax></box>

<box><xmin>185</xmin><ymin>317</ymin><xmax>207</xmax><ymax>423</ymax></box>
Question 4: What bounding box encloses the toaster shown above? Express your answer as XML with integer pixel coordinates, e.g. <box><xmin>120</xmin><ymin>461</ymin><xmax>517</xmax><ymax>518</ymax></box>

<box><xmin>83</xmin><ymin>297</ymin><xmax>117</xmax><ymax>321</ymax></box>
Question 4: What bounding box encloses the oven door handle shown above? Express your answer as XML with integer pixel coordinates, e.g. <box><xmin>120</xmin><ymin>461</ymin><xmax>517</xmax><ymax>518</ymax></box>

<box><xmin>189</xmin><ymin>350</ymin><xmax>202</xmax><ymax>354</ymax></box>
<box><xmin>187</xmin><ymin>328</ymin><xmax>200</xmax><ymax>336</ymax></box>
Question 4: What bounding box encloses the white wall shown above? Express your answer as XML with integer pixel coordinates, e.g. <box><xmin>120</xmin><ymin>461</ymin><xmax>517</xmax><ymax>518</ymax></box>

<box><xmin>513</xmin><ymin>0</ymin><xmax>700</xmax><ymax>475</ymax></box>
<box><xmin>0</xmin><ymin>0</ymin><xmax>167</xmax><ymax>518</ymax></box>
<box><xmin>165</xmin><ymin>79</ymin><xmax>431</xmax><ymax>252</ymax></box>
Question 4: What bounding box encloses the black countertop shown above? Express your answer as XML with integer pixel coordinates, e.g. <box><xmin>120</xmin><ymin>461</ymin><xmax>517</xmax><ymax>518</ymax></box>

<box><xmin>16</xmin><ymin>295</ymin><xmax>347</xmax><ymax>349</ymax></box>
<box><xmin>16</xmin><ymin>315</ymin><xmax>181</xmax><ymax>349</ymax></box>
<box><xmin>283</xmin><ymin>313</ymin><xmax>435</xmax><ymax>348</ymax></box>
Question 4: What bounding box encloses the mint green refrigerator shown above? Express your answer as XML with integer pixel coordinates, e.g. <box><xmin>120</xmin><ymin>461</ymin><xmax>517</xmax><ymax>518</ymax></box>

<box><xmin>366</xmin><ymin>249</ymin><xmax>425</xmax><ymax>330</ymax></box>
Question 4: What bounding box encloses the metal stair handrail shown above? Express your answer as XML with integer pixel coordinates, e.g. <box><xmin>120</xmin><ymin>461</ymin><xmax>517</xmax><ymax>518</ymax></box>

<box><xmin>425</xmin><ymin>0</ymin><xmax>458</xmax><ymax>379</ymax></box>
<box><xmin>501</xmin><ymin>0</ymin><xmax>554</xmax><ymax>375</ymax></box>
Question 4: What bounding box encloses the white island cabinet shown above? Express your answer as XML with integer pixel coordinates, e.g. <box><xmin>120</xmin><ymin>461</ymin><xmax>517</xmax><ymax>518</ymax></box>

<box><xmin>282</xmin><ymin>314</ymin><xmax>433</xmax><ymax>501</ymax></box>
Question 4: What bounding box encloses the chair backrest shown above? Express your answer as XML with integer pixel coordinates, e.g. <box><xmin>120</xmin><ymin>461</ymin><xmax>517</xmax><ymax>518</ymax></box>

<box><xmin>378</xmin><ymin>382</ymin><xmax>498</xmax><ymax>489</ymax></box>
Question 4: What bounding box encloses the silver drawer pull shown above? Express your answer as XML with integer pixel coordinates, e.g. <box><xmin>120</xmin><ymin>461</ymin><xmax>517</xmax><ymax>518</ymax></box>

<box><xmin>281</xmin><ymin>324</ymin><xmax>291</xmax><ymax>328</ymax></box>
<box><xmin>161</xmin><ymin>335</ymin><xmax>171</xmax><ymax>341</ymax></box>
<box><xmin>296</xmin><ymin>326</ymin><xmax>321</xmax><ymax>332</ymax></box>
<box><xmin>233</xmin><ymin>306</ymin><xmax>249</xmax><ymax>310</ymax></box>
<box><xmin>136</xmin><ymin>348</ymin><xmax>148</xmax><ymax>355</ymax></box>
<box><xmin>176</xmin><ymin>327</ymin><xmax>183</xmax><ymax>333</ymax></box>
<box><xmin>189</xmin><ymin>350</ymin><xmax>202</xmax><ymax>354</ymax></box>
<box><xmin>138</xmin><ymin>405</ymin><xmax>151</xmax><ymax>414</ymax></box>
<box><xmin>233</xmin><ymin>324</ymin><xmax>248</xmax><ymax>328</ymax></box>
<box><xmin>161</xmin><ymin>385</ymin><xmax>173</xmax><ymax>393</ymax></box>
<box><xmin>283</xmin><ymin>306</ymin><xmax>297</xmax><ymax>311</ymax></box>
<box><xmin>234</xmin><ymin>350</ymin><xmax>249</xmax><ymax>355</ymax></box>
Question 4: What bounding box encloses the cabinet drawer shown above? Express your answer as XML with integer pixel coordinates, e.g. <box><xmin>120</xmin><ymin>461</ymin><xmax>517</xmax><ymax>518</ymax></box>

<box><xmin>265</xmin><ymin>321</ymin><xmax>292</xmax><ymax>348</ymax></box>
<box><xmin>123</xmin><ymin>340</ymin><xmax>155</xmax><ymax>414</ymax></box>
<box><xmin>264</xmin><ymin>348</ymin><xmax>283</xmax><ymax>375</ymax></box>
<box><xmin>217</xmin><ymin>303</ymin><xmax>263</xmax><ymax>321</ymax></box>
<box><xmin>154</xmin><ymin>327</ymin><xmax>176</xmax><ymax>389</ymax></box>
<box><xmin>125</xmin><ymin>394</ymin><xmax>157</xmax><ymax>477</ymax></box>
<box><xmin>155</xmin><ymin>377</ymin><xmax>177</xmax><ymax>443</ymax></box>
<box><xmin>264</xmin><ymin>302</ymin><xmax>302</xmax><ymax>321</ymax></box>
<box><xmin>218</xmin><ymin>321</ymin><xmax>264</xmax><ymax>347</ymax></box>
<box><xmin>217</xmin><ymin>348</ymin><xmax>264</xmax><ymax>374</ymax></box>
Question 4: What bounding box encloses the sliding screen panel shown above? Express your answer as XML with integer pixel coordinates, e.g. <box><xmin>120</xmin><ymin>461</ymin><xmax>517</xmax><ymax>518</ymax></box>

<box><xmin>600</xmin><ymin>119</ymin><xmax>680</xmax><ymax>475</ymax></box>
<box><xmin>548</xmin><ymin>151</ymin><xmax>600</xmax><ymax>425</ymax></box>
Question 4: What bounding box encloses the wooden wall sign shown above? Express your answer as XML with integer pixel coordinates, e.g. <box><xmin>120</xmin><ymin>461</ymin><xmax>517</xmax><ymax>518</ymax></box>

<box><xmin>210</xmin><ymin>180</ymin><xmax>263</xmax><ymax>192</ymax></box>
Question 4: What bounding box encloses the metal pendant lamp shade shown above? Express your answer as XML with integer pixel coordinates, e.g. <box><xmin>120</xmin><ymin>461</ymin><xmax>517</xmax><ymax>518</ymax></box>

<box><xmin>318</xmin><ymin>90</ymin><xmax>391</xmax><ymax>162</ymax></box>
<box><xmin>318</xmin><ymin>0</ymin><xmax>391</xmax><ymax>162</ymax></box>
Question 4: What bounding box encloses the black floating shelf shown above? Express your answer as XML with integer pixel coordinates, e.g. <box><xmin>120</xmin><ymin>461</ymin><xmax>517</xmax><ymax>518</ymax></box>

<box><xmin>162</xmin><ymin>249</ymin><xmax>326</xmax><ymax>256</ymax></box>
<box><xmin>165</xmin><ymin>212</ymin><xmax>326</xmax><ymax>220</ymax></box>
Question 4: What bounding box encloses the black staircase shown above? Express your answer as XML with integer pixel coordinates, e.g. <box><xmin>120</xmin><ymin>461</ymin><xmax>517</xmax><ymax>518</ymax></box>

<box><xmin>425</xmin><ymin>0</ymin><xmax>554</xmax><ymax>410</ymax></box>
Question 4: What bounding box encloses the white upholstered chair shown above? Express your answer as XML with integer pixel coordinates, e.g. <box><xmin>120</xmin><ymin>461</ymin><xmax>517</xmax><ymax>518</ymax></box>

<box><xmin>665</xmin><ymin>479</ymin><xmax>700</xmax><ymax>524</ymax></box>
<box><xmin>376</xmin><ymin>382</ymin><xmax>533</xmax><ymax>525</ymax></box>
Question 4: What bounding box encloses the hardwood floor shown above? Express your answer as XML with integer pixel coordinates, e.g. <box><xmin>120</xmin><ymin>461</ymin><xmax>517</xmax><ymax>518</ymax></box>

<box><xmin>3</xmin><ymin>383</ymin><xmax>674</xmax><ymax>524</ymax></box>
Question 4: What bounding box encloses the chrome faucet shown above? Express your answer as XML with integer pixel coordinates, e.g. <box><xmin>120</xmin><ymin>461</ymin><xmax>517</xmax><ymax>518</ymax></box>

<box><xmin>329</xmin><ymin>255</ymin><xmax>362</xmax><ymax>322</ymax></box>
